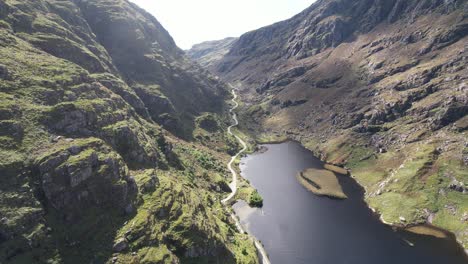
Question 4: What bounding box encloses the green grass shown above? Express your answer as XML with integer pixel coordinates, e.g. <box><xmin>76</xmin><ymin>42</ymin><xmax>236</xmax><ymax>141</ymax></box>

<box><xmin>117</xmin><ymin>171</ymin><xmax>258</xmax><ymax>263</ymax></box>
<box><xmin>255</xmin><ymin>133</ymin><xmax>289</xmax><ymax>144</ymax></box>
<box><xmin>66</xmin><ymin>148</ymin><xmax>95</xmax><ymax>166</ymax></box>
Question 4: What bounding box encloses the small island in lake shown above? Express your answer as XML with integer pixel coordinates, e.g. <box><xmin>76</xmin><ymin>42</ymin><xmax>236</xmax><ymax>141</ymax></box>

<box><xmin>297</xmin><ymin>168</ymin><xmax>347</xmax><ymax>199</ymax></box>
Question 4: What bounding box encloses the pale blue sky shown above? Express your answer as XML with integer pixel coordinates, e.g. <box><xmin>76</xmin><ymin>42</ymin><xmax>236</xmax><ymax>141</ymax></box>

<box><xmin>129</xmin><ymin>0</ymin><xmax>315</xmax><ymax>49</ymax></box>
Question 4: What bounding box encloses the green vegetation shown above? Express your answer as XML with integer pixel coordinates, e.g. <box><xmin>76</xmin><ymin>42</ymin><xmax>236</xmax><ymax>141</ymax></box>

<box><xmin>0</xmin><ymin>0</ymin><xmax>258</xmax><ymax>263</ymax></box>
<box><xmin>177</xmin><ymin>144</ymin><xmax>226</xmax><ymax>174</ymax></box>
<box><xmin>196</xmin><ymin>113</ymin><xmax>220</xmax><ymax>132</ymax></box>
<box><xmin>248</xmin><ymin>190</ymin><xmax>264</xmax><ymax>207</ymax></box>
<box><xmin>300</xmin><ymin>128</ymin><xmax>467</xmax><ymax>247</ymax></box>
<box><xmin>113</xmin><ymin>171</ymin><xmax>258</xmax><ymax>264</ymax></box>
<box><xmin>256</xmin><ymin>133</ymin><xmax>289</xmax><ymax>144</ymax></box>
<box><xmin>301</xmin><ymin>134</ymin><xmax>468</xmax><ymax>247</ymax></box>
<box><xmin>228</xmin><ymin>126</ymin><xmax>256</xmax><ymax>154</ymax></box>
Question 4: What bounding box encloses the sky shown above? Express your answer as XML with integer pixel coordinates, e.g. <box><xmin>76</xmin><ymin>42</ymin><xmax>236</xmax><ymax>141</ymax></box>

<box><xmin>129</xmin><ymin>0</ymin><xmax>315</xmax><ymax>50</ymax></box>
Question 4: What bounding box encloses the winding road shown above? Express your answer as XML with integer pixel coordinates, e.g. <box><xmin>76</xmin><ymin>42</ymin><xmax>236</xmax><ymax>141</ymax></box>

<box><xmin>222</xmin><ymin>87</ymin><xmax>271</xmax><ymax>264</ymax></box>
<box><xmin>221</xmin><ymin>88</ymin><xmax>247</xmax><ymax>204</ymax></box>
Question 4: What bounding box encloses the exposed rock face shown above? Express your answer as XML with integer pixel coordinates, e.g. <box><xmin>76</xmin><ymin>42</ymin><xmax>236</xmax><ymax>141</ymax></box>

<box><xmin>73</xmin><ymin>0</ymin><xmax>228</xmax><ymax>138</ymax></box>
<box><xmin>221</xmin><ymin>0</ymin><xmax>465</xmax><ymax>66</ymax></box>
<box><xmin>34</xmin><ymin>138</ymin><xmax>138</xmax><ymax>221</ymax></box>
<box><xmin>190</xmin><ymin>0</ymin><xmax>468</xmax><ymax>249</ymax></box>
<box><xmin>0</xmin><ymin>64</ymin><xmax>10</xmax><ymax>80</ymax></box>
<box><xmin>187</xmin><ymin>37</ymin><xmax>237</xmax><ymax>69</ymax></box>
<box><xmin>113</xmin><ymin>238</ymin><xmax>128</xmax><ymax>252</ymax></box>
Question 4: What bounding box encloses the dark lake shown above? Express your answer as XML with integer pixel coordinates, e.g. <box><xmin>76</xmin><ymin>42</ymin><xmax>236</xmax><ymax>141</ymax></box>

<box><xmin>233</xmin><ymin>141</ymin><xmax>467</xmax><ymax>264</ymax></box>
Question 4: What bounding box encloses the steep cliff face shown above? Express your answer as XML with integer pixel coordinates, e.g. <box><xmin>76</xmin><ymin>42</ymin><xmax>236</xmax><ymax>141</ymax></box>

<box><xmin>190</xmin><ymin>0</ymin><xmax>468</xmax><ymax>248</ymax></box>
<box><xmin>73</xmin><ymin>0</ymin><xmax>228</xmax><ymax>137</ymax></box>
<box><xmin>0</xmin><ymin>0</ymin><xmax>258</xmax><ymax>263</ymax></box>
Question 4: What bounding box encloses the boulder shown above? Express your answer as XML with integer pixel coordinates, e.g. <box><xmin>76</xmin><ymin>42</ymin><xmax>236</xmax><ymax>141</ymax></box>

<box><xmin>113</xmin><ymin>238</ymin><xmax>128</xmax><ymax>252</ymax></box>
<box><xmin>0</xmin><ymin>64</ymin><xmax>10</xmax><ymax>80</ymax></box>
<box><xmin>448</xmin><ymin>180</ymin><xmax>465</xmax><ymax>193</ymax></box>
<box><xmin>140</xmin><ymin>174</ymin><xmax>159</xmax><ymax>194</ymax></box>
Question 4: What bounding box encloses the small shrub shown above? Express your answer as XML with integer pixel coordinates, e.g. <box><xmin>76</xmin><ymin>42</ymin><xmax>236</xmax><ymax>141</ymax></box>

<box><xmin>249</xmin><ymin>190</ymin><xmax>263</xmax><ymax>207</ymax></box>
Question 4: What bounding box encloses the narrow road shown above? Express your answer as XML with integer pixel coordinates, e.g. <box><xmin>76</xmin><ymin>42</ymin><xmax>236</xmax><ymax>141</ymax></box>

<box><xmin>222</xmin><ymin>88</ymin><xmax>247</xmax><ymax>204</ymax></box>
<box><xmin>222</xmin><ymin>87</ymin><xmax>271</xmax><ymax>264</ymax></box>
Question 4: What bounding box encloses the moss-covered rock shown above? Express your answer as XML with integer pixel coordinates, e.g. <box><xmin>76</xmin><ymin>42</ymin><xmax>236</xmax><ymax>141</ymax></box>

<box><xmin>34</xmin><ymin>138</ymin><xmax>138</xmax><ymax>220</ymax></box>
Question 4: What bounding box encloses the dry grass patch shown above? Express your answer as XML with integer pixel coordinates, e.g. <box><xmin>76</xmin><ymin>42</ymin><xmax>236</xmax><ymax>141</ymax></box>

<box><xmin>297</xmin><ymin>168</ymin><xmax>347</xmax><ymax>199</ymax></box>
<box><xmin>324</xmin><ymin>164</ymin><xmax>349</xmax><ymax>175</ymax></box>
<box><xmin>405</xmin><ymin>225</ymin><xmax>448</xmax><ymax>239</ymax></box>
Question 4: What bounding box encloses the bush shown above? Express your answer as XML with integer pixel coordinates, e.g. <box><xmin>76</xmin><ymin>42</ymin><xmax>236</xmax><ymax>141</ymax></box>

<box><xmin>249</xmin><ymin>190</ymin><xmax>263</xmax><ymax>207</ymax></box>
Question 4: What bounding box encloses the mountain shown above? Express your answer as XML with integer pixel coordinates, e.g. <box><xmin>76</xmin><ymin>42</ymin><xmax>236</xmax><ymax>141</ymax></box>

<box><xmin>186</xmin><ymin>37</ymin><xmax>237</xmax><ymax>70</ymax></box>
<box><xmin>189</xmin><ymin>0</ymin><xmax>468</xmax><ymax>248</ymax></box>
<box><xmin>0</xmin><ymin>0</ymin><xmax>259</xmax><ymax>263</ymax></box>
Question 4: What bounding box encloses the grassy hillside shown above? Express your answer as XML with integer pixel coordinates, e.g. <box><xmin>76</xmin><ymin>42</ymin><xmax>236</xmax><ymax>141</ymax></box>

<box><xmin>0</xmin><ymin>0</ymin><xmax>258</xmax><ymax>263</ymax></box>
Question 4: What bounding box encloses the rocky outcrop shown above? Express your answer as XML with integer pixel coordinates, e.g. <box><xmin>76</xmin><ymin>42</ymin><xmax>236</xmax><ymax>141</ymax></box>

<box><xmin>187</xmin><ymin>37</ymin><xmax>237</xmax><ymax>69</ymax></box>
<box><xmin>258</xmin><ymin>66</ymin><xmax>309</xmax><ymax>93</ymax></box>
<box><xmin>221</xmin><ymin>0</ymin><xmax>465</xmax><ymax>65</ymax></box>
<box><xmin>113</xmin><ymin>238</ymin><xmax>128</xmax><ymax>252</ymax></box>
<box><xmin>91</xmin><ymin>73</ymin><xmax>150</xmax><ymax>119</ymax></box>
<box><xmin>34</xmin><ymin>138</ymin><xmax>138</xmax><ymax>221</ymax></box>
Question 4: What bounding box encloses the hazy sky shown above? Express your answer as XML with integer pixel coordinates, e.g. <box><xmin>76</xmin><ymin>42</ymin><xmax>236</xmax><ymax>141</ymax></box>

<box><xmin>129</xmin><ymin>0</ymin><xmax>315</xmax><ymax>49</ymax></box>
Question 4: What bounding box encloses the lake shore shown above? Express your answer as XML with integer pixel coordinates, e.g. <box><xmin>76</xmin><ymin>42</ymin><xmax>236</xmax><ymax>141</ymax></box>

<box><xmin>235</xmin><ymin>141</ymin><xmax>468</xmax><ymax>263</ymax></box>
<box><xmin>247</xmin><ymin>136</ymin><xmax>468</xmax><ymax>259</ymax></box>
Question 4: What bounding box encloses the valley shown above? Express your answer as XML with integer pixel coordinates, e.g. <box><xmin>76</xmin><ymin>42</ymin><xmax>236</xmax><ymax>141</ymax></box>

<box><xmin>189</xmin><ymin>0</ymin><xmax>468</xmax><ymax>253</ymax></box>
<box><xmin>0</xmin><ymin>0</ymin><xmax>466</xmax><ymax>263</ymax></box>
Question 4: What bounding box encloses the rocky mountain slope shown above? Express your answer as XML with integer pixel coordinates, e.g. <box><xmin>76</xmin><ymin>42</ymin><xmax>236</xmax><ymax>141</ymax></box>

<box><xmin>186</xmin><ymin>37</ymin><xmax>237</xmax><ymax>70</ymax></box>
<box><xmin>189</xmin><ymin>0</ymin><xmax>468</xmax><ymax>248</ymax></box>
<box><xmin>0</xmin><ymin>0</ymin><xmax>259</xmax><ymax>263</ymax></box>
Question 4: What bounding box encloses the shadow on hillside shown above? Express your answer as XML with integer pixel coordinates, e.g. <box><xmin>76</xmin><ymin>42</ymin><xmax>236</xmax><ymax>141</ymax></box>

<box><xmin>45</xmin><ymin>206</ymin><xmax>133</xmax><ymax>264</ymax></box>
